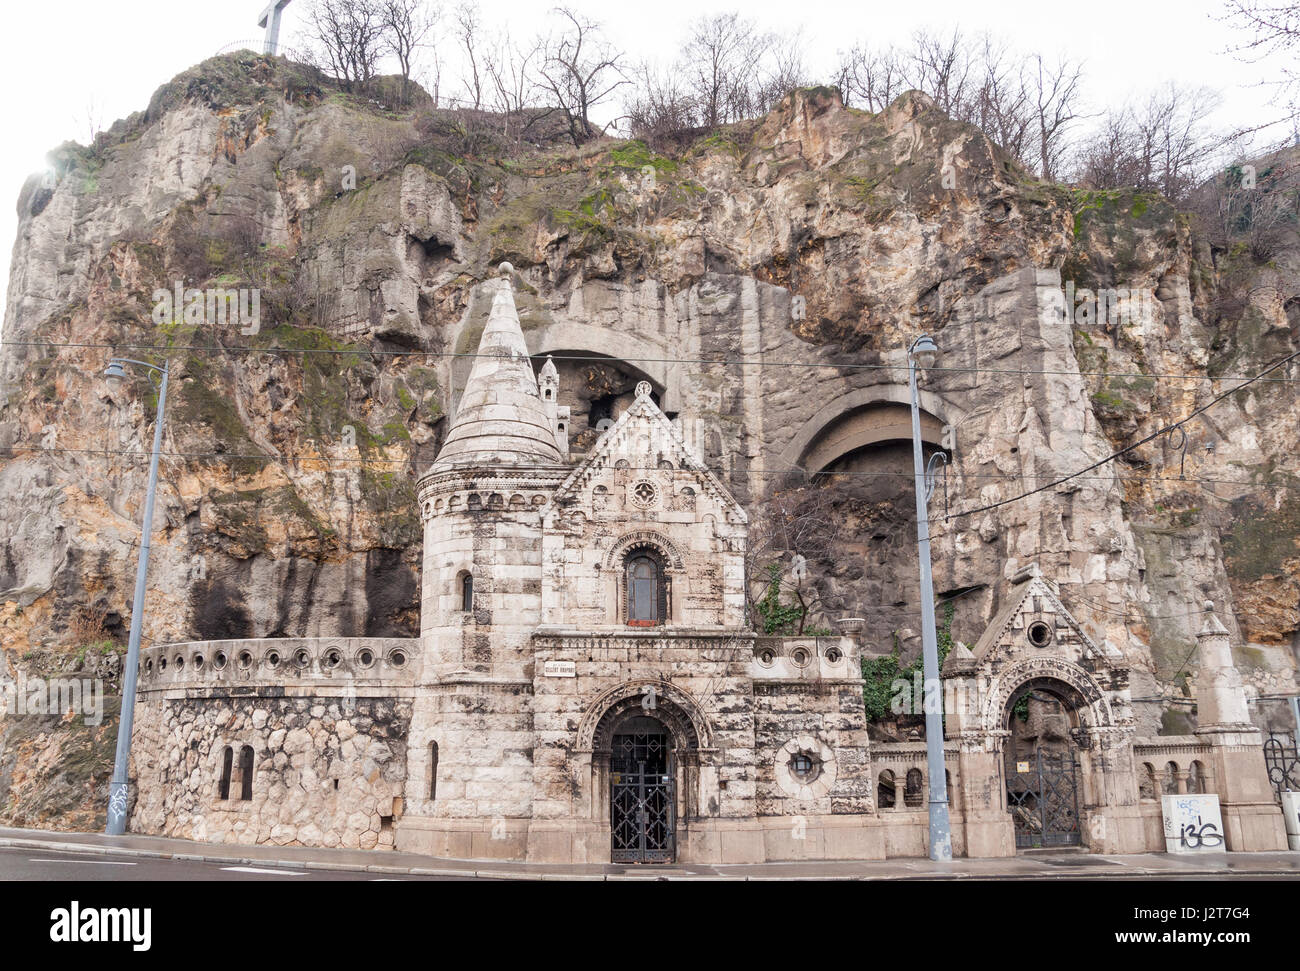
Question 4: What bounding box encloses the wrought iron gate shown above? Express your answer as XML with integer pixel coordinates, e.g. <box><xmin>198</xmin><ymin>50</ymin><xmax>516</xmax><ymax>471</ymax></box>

<box><xmin>610</xmin><ymin>732</ymin><xmax>674</xmax><ymax>863</ymax></box>
<box><xmin>1007</xmin><ymin>749</ymin><xmax>1081</xmax><ymax>849</ymax></box>
<box><xmin>1263</xmin><ymin>732</ymin><xmax>1300</xmax><ymax>803</ymax></box>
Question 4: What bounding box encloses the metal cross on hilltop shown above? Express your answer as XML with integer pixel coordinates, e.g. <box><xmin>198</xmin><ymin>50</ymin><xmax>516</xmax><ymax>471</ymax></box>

<box><xmin>258</xmin><ymin>0</ymin><xmax>293</xmax><ymax>56</ymax></box>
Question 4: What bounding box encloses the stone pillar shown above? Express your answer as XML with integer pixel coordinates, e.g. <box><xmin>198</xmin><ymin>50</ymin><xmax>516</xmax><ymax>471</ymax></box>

<box><xmin>1193</xmin><ymin>602</ymin><xmax>1288</xmax><ymax>851</ymax></box>
<box><xmin>953</xmin><ymin>730</ymin><xmax>1016</xmax><ymax>858</ymax></box>
<box><xmin>1080</xmin><ymin>726</ymin><xmax>1147</xmax><ymax>853</ymax></box>
<box><xmin>941</xmin><ymin>648</ymin><xmax>1015</xmax><ymax>858</ymax></box>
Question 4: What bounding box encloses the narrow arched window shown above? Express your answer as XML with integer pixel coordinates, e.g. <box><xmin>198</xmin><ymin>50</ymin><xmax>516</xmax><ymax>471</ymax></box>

<box><xmin>877</xmin><ymin>770</ymin><xmax>896</xmax><ymax>809</ymax></box>
<box><xmin>218</xmin><ymin>746</ymin><xmax>233</xmax><ymax>800</ymax></box>
<box><xmin>460</xmin><ymin>572</ymin><xmax>473</xmax><ymax>612</ymax></box>
<box><xmin>239</xmin><ymin>745</ymin><xmax>255</xmax><ymax>801</ymax></box>
<box><xmin>429</xmin><ymin>741</ymin><xmax>439</xmax><ymax>800</ymax></box>
<box><xmin>904</xmin><ymin>768</ymin><xmax>924</xmax><ymax>807</ymax></box>
<box><xmin>627</xmin><ymin>554</ymin><xmax>660</xmax><ymax>625</ymax></box>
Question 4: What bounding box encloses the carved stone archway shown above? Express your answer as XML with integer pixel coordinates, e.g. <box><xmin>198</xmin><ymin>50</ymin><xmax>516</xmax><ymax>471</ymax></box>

<box><xmin>982</xmin><ymin>656</ymin><xmax>1115</xmax><ymax>737</ymax></box>
<box><xmin>985</xmin><ymin>659</ymin><xmax>1116</xmax><ymax>851</ymax></box>
<box><xmin>577</xmin><ymin>678</ymin><xmax>711</xmax><ymax>753</ymax></box>
<box><xmin>576</xmin><ymin>679</ymin><xmax>712</xmax><ymax>843</ymax></box>
<box><xmin>603</xmin><ymin>530</ymin><xmax>686</xmax><ymax>572</ymax></box>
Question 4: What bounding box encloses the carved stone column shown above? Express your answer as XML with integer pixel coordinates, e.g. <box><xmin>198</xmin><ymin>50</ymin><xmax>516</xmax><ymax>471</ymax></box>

<box><xmin>1193</xmin><ymin>602</ymin><xmax>1288</xmax><ymax>851</ymax></box>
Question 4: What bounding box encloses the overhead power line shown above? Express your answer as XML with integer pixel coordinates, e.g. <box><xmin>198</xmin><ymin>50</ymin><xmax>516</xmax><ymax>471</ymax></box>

<box><xmin>3</xmin><ymin>338</ymin><xmax>1299</xmax><ymax>385</ymax></box>
<box><xmin>3</xmin><ymin>443</ymin><xmax>1285</xmax><ymax>490</ymax></box>
<box><xmin>947</xmin><ymin>347</ymin><xmax>1300</xmax><ymax>520</ymax></box>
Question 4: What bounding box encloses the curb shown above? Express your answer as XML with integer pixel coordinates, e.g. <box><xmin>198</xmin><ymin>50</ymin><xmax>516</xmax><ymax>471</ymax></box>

<box><xmin>2</xmin><ymin>835</ymin><xmax>1295</xmax><ymax>880</ymax></box>
<box><xmin>0</xmin><ymin>836</ymin><xmax>540</xmax><ymax>878</ymax></box>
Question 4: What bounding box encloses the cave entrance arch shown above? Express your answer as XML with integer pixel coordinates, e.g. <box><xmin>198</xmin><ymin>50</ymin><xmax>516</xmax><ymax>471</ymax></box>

<box><xmin>529</xmin><ymin>349</ymin><xmax>668</xmax><ymax>445</ymax></box>
<box><xmin>777</xmin><ymin>386</ymin><xmax>960</xmax><ymax>477</ymax></box>
<box><xmin>1002</xmin><ymin>678</ymin><xmax>1085</xmax><ymax>849</ymax></box>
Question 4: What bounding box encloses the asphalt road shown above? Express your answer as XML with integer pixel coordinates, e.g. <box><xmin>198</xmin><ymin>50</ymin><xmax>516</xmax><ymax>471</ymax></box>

<box><xmin>0</xmin><ymin>846</ymin><xmax>474</xmax><ymax>880</ymax></box>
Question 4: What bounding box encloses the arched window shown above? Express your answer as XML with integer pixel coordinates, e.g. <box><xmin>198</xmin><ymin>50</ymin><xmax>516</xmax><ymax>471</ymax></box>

<box><xmin>218</xmin><ymin>746</ymin><xmax>233</xmax><ymax>800</ymax></box>
<box><xmin>429</xmin><ymin>741</ymin><xmax>439</xmax><ymax>800</ymax></box>
<box><xmin>459</xmin><ymin>572</ymin><xmax>473</xmax><ymax>612</ymax></box>
<box><xmin>1188</xmin><ymin>760</ymin><xmax>1207</xmax><ymax>794</ymax></box>
<box><xmin>239</xmin><ymin>745</ymin><xmax>255</xmax><ymax>801</ymax></box>
<box><xmin>625</xmin><ymin>552</ymin><xmax>667</xmax><ymax>626</ymax></box>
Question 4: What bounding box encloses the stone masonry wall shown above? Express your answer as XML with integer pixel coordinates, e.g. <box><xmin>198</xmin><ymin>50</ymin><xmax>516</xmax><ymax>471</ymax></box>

<box><xmin>131</xmin><ymin>694</ymin><xmax>411</xmax><ymax>849</ymax></box>
<box><xmin>753</xmin><ymin>679</ymin><xmax>875</xmax><ymax>817</ymax></box>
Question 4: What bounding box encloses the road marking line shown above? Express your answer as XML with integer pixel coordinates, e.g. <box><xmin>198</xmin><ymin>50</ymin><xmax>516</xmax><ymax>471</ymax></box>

<box><xmin>29</xmin><ymin>858</ymin><xmax>136</xmax><ymax>865</ymax></box>
<box><xmin>221</xmin><ymin>865</ymin><xmax>307</xmax><ymax>875</ymax></box>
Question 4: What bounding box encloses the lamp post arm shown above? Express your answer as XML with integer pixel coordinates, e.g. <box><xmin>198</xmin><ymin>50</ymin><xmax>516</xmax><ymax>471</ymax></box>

<box><xmin>109</xmin><ymin>358</ymin><xmax>166</xmax><ymax>376</ymax></box>
<box><xmin>105</xmin><ymin>362</ymin><xmax>168</xmax><ymax>835</ymax></box>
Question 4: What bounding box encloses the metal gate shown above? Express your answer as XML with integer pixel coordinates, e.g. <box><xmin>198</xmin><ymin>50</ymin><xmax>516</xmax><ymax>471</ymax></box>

<box><xmin>1007</xmin><ymin>749</ymin><xmax>1081</xmax><ymax>849</ymax></box>
<box><xmin>610</xmin><ymin>732</ymin><xmax>674</xmax><ymax>863</ymax></box>
<box><xmin>1263</xmin><ymin>732</ymin><xmax>1300</xmax><ymax>803</ymax></box>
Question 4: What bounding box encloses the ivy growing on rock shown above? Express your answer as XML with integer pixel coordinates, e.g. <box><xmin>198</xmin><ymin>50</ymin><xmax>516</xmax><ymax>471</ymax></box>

<box><xmin>860</xmin><ymin>601</ymin><xmax>956</xmax><ymax>724</ymax></box>
<box><xmin>755</xmin><ymin>563</ymin><xmax>831</xmax><ymax>635</ymax></box>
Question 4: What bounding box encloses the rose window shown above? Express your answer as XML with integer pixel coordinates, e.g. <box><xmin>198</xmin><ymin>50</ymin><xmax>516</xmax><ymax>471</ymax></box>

<box><xmin>631</xmin><ymin>480</ymin><xmax>659</xmax><ymax>508</ymax></box>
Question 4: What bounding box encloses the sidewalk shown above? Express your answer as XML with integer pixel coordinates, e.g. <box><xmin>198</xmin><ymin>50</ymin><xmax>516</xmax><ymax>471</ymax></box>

<box><xmin>1</xmin><ymin>826</ymin><xmax>1297</xmax><ymax>879</ymax></box>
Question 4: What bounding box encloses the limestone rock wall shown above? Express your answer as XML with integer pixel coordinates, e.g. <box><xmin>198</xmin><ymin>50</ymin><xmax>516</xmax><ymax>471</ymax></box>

<box><xmin>2</xmin><ymin>52</ymin><xmax>1298</xmax><ymax>828</ymax></box>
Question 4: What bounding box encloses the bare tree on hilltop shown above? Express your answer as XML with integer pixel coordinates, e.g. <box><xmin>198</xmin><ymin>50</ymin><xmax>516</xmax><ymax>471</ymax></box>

<box><xmin>1031</xmin><ymin>54</ymin><xmax>1087</xmax><ymax>182</ymax></box>
<box><xmin>304</xmin><ymin>0</ymin><xmax>386</xmax><ymax>94</ymax></box>
<box><xmin>683</xmin><ymin>13</ymin><xmax>778</xmax><ymax>126</ymax></box>
<box><xmin>626</xmin><ymin>13</ymin><xmax>809</xmax><ymax>143</ymax></box>
<box><xmin>380</xmin><ymin>0</ymin><xmax>440</xmax><ymax>106</ymax></box>
<box><xmin>485</xmin><ymin>27</ymin><xmax>543</xmax><ymax>144</ymax></box>
<box><xmin>452</xmin><ymin>1</ymin><xmax>486</xmax><ymax>110</ymax></box>
<box><xmin>1074</xmin><ymin>84</ymin><xmax>1222</xmax><ymax>203</ymax></box>
<box><xmin>534</xmin><ymin>6</ymin><xmax>628</xmax><ymax>147</ymax></box>
<box><xmin>834</xmin><ymin>29</ymin><xmax>1084</xmax><ymax>181</ymax></box>
<box><xmin>1222</xmin><ymin>0</ymin><xmax>1300</xmax><ymax>126</ymax></box>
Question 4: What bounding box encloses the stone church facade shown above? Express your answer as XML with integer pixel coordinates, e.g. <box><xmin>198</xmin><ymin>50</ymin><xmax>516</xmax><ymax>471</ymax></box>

<box><xmin>126</xmin><ymin>267</ymin><xmax>1288</xmax><ymax>863</ymax></box>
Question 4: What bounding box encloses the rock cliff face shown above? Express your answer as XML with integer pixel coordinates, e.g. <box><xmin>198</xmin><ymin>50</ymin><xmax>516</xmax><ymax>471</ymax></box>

<box><xmin>1</xmin><ymin>52</ymin><xmax>1297</xmax><ymax>827</ymax></box>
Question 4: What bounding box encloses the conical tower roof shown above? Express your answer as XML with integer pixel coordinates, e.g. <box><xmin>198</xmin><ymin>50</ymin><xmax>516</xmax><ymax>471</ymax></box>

<box><xmin>431</xmin><ymin>263</ymin><xmax>563</xmax><ymax>471</ymax></box>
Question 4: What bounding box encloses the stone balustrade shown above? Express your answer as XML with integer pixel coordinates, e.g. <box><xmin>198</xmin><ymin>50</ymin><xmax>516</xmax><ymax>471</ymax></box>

<box><xmin>870</xmin><ymin>741</ymin><xmax>963</xmax><ymax>812</ymax></box>
<box><xmin>136</xmin><ymin>638</ymin><xmax>421</xmax><ymax>692</ymax></box>
<box><xmin>1132</xmin><ymin>735</ymin><xmax>1216</xmax><ymax>797</ymax></box>
<box><xmin>750</xmin><ymin>635</ymin><xmax>860</xmax><ymax>681</ymax></box>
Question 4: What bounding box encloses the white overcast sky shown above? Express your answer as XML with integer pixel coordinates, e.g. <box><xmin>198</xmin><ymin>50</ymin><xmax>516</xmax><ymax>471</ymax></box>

<box><xmin>1</xmin><ymin>0</ymin><xmax>1294</xmax><ymax>320</ymax></box>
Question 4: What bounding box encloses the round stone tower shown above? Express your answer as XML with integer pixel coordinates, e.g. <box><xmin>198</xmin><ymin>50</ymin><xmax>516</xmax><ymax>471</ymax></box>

<box><xmin>398</xmin><ymin>264</ymin><xmax>570</xmax><ymax>858</ymax></box>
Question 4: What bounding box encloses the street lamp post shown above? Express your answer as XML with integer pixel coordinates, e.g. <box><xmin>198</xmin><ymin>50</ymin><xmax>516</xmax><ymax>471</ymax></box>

<box><xmin>907</xmin><ymin>335</ymin><xmax>953</xmax><ymax>862</ymax></box>
<box><xmin>104</xmin><ymin>357</ymin><xmax>169</xmax><ymax>836</ymax></box>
